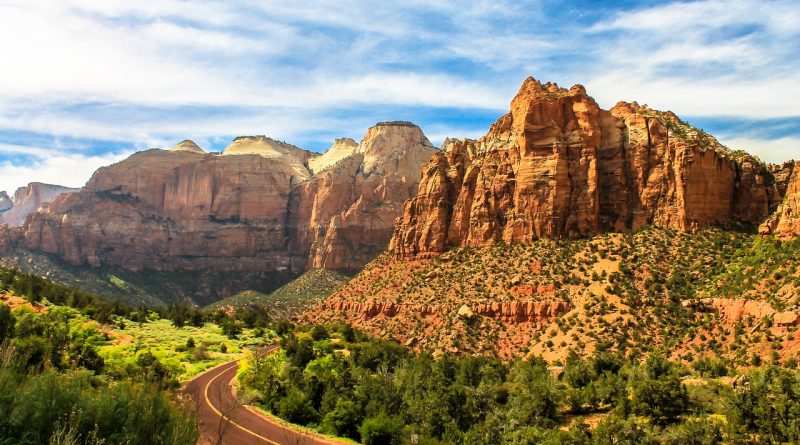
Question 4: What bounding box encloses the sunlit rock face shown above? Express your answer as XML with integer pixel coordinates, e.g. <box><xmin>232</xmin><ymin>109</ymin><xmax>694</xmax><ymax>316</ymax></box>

<box><xmin>391</xmin><ymin>77</ymin><xmax>784</xmax><ymax>259</ymax></box>
<box><xmin>11</xmin><ymin>126</ymin><xmax>435</xmax><ymax>273</ymax></box>
<box><xmin>0</xmin><ymin>183</ymin><xmax>79</xmax><ymax>228</ymax></box>
<box><xmin>760</xmin><ymin>161</ymin><xmax>800</xmax><ymax>239</ymax></box>
<box><xmin>290</xmin><ymin>122</ymin><xmax>437</xmax><ymax>270</ymax></box>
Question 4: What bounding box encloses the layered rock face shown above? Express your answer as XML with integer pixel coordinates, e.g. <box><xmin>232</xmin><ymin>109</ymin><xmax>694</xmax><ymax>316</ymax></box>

<box><xmin>20</xmin><ymin>146</ymin><xmax>310</xmax><ymax>272</ymax></box>
<box><xmin>291</xmin><ymin>122</ymin><xmax>437</xmax><ymax>270</ymax></box>
<box><xmin>760</xmin><ymin>161</ymin><xmax>800</xmax><ymax>239</ymax></box>
<box><xmin>683</xmin><ymin>298</ymin><xmax>799</xmax><ymax>327</ymax></box>
<box><xmin>8</xmin><ymin>126</ymin><xmax>435</xmax><ymax>277</ymax></box>
<box><xmin>392</xmin><ymin>78</ymin><xmax>782</xmax><ymax>259</ymax></box>
<box><xmin>0</xmin><ymin>183</ymin><xmax>78</xmax><ymax>228</ymax></box>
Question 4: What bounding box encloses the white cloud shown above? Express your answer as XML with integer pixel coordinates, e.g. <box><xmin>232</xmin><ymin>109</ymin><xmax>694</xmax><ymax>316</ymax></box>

<box><xmin>0</xmin><ymin>0</ymin><xmax>798</xmax><ymax>193</ymax></box>
<box><xmin>715</xmin><ymin>136</ymin><xmax>800</xmax><ymax>164</ymax></box>
<box><xmin>0</xmin><ymin>145</ymin><xmax>132</xmax><ymax>194</ymax></box>
<box><xmin>585</xmin><ymin>74</ymin><xmax>800</xmax><ymax>119</ymax></box>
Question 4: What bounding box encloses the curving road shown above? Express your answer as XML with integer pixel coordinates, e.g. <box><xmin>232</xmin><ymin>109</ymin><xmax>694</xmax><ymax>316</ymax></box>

<box><xmin>187</xmin><ymin>346</ymin><xmax>344</xmax><ymax>445</ymax></box>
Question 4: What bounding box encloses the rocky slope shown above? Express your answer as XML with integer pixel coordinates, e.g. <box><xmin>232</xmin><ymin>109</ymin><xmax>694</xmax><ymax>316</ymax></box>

<box><xmin>306</xmin><ymin>227</ymin><xmax>800</xmax><ymax>362</ymax></box>
<box><xmin>0</xmin><ymin>126</ymin><xmax>435</xmax><ymax>303</ymax></box>
<box><xmin>392</xmin><ymin>78</ymin><xmax>781</xmax><ymax>259</ymax></box>
<box><xmin>204</xmin><ymin>268</ymin><xmax>351</xmax><ymax>317</ymax></box>
<box><xmin>0</xmin><ymin>183</ymin><xmax>78</xmax><ymax>227</ymax></box>
<box><xmin>310</xmin><ymin>77</ymin><xmax>799</xmax><ymax>361</ymax></box>
<box><xmin>760</xmin><ymin>161</ymin><xmax>800</xmax><ymax>239</ymax></box>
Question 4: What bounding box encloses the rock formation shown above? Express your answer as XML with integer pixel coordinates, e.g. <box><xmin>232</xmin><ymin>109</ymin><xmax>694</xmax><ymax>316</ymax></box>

<box><xmin>473</xmin><ymin>300</ymin><xmax>570</xmax><ymax>323</ymax></box>
<box><xmin>4</xmin><ymin>127</ymin><xmax>435</xmax><ymax>279</ymax></box>
<box><xmin>291</xmin><ymin>122</ymin><xmax>436</xmax><ymax>269</ymax></box>
<box><xmin>683</xmin><ymin>298</ymin><xmax>799</xmax><ymax>327</ymax></box>
<box><xmin>760</xmin><ymin>161</ymin><xmax>800</xmax><ymax>239</ymax></box>
<box><xmin>169</xmin><ymin>140</ymin><xmax>206</xmax><ymax>153</ymax></box>
<box><xmin>308</xmin><ymin>138</ymin><xmax>359</xmax><ymax>173</ymax></box>
<box><xmin>0</xmin><ymin>183</ymin><xmax>78</xmax><ymax>228</ymax></box>
<box><xmin>392</xmin><ymin>78</ymin><xmax>785</xmax><ymax>259</ymax></box>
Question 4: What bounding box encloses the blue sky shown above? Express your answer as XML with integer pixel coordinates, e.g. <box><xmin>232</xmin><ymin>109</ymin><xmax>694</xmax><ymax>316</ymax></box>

<box><xmin>0</xmin><ymin>0</ymin><xmax>798</xmax><ymax>194</ymax></box>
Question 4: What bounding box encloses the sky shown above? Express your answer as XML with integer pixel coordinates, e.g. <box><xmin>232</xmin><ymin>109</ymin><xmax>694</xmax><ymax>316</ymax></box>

<box><xmin>0</xmin><ymin>0</ymin><xmax>798</xmax><ymax>194</ymax></box>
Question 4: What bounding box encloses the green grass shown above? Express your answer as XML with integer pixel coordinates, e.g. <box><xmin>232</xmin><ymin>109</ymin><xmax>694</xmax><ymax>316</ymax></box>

<box><xmin>101</xmin><ymin>318</ymin><xmax>275</xmax><ymax>381</ymax></box>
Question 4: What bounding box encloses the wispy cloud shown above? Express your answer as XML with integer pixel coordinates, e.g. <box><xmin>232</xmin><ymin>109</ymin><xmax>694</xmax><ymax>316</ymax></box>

<box><xmin>0</xmin><ymin>0</ymin><xmax>797</xmax><ymax>190</ymax></box>
<box><xmin>0</xmin><ymin>144</ymin><xmax>132</xmax><ymax>194</ymax></box>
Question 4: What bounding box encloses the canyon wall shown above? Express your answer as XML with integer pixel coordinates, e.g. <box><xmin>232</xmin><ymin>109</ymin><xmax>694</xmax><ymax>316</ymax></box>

<box><xmin>391</xmin><ymin>78</ymin><xmax>784</xmax><ymax>259</ymax></box>
<box><xmin>760</xmin><ymin>161</ymin><xmax>800</xmax><ymax>239</ymax></box>
<box><xmin>0</xmin><ymin>183</ymin><xmax>78</xmax><ymax>228</ymax></box>
<box><xmin>290</xmin><ymin>122</ymin><xmax>436</xmax><ymax>270</ymax></box>
<box><xmin>7</xmin><ymin>124</ymin><xmax>435</xmax><ymax>275</ymax></box>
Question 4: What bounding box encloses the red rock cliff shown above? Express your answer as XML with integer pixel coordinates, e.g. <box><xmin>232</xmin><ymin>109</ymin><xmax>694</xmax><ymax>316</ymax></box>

<box><xmin>391</xmin><ymin>78</ymin><xmax>783</xmax><ymax>258</ymax></box>
<box><xmin>290</xmin><ymin>122</ymin><xmax>436</xmax><ymax>270</ymax></box>
<box><xmin>760</xmin><ymin>161</ymin><xmax>800</xmax><ymax>239</ymax></box>
<box><xmin>11</xmin><ymin>129</ymin><xmax>435</xmax><ymax>274</ymax></box>
<box><xmin>0</xmin><ymin>183</ymin><xmax>78</xmax><ymax>228</ymax></box>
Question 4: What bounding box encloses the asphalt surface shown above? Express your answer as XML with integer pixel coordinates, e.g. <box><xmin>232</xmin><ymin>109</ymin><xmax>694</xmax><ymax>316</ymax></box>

<box><xmin>188</xmin><ymin>346</ymin><xmax>342</xmax><ymax>445</ymax></box>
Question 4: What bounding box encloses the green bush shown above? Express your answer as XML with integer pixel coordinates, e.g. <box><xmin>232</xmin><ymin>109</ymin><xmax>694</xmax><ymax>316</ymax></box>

<box><xmin>360</xmin><ymin>413</ymin><xmax>404</xmax><ymax>445</ymax></box>
<box><xmin>277</xmin><ymin>387</ymin><xmax>318</xmax><ymax>425</ymax></box>
<box><xmin>321</xmin><ymin>400</ymin><xmax>361</xmax><ymax>440</ymax></box>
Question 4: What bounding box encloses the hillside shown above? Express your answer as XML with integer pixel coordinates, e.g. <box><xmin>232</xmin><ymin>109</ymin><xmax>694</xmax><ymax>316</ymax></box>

<box><xmin>308</xmin><ymin>76</ymin><xmax>800</xmax><ymax>364</ymax></box>
<box><xmin>308</xmin><ymin>227</ymin><xmax>800</xmax><ymax>363</ymax></box>
<box><xmin>0</xmin><ymin>247</ymin><xmax>295</xmax><ymax>307</ymax></box>
<box><xmin>205</xmin><ymin>268</ymin><xmax>351</xmax><ymax>317</ymax></box>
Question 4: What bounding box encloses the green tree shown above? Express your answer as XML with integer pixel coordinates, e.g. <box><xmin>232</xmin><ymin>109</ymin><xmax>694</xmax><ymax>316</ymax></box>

<box><xmin>310</xmin><ymin>325</ymin><xmax>329</xmax><ymax>341</ymax></box>
<box><xmin>277</xmin><ymin>387</ymin><xmax>318</xmax><ymax>425</ymax></box>
<box><xmin>0</xmin><ymin>305</ymin><xmax>14</xmax><ymax>342</ymax></box>
<box><xmin>506</xmin><ymin>358</ymin><xmax>562</xmax><ymax>428</ymax></box>
<box><xmin>322</xmin><ymin>400</ymin><xmax>362</xmax><ymax>440</ymax></box>
<box><xmin>590</xmin><ymin>415</ymin><xmax>656</xmax><ymax>444</ymax></box>
<box><xmin>630</xmin><ymin>374</ymin><xmax>688</xmax><ymax>425</ymax></box>
<box><xmin>360</xmin><ymin>413</ymin><xmax>404</xmax><ymax>445</ymax></box>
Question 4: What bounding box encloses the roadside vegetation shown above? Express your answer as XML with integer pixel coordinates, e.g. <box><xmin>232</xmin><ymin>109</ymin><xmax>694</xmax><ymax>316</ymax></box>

<box><xmin>0</xmin><ymin>265</ymin><xmax>276</xmax><ymax>444</ymax></box>
<box><xmin>240</xmin><ymin>323</ymin><xmax>800</xmax><ymax>445</ymax></box>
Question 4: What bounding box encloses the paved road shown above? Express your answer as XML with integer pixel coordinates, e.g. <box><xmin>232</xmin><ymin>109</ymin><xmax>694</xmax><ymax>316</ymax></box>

<box><xmin>187</xmin><ymin>346</ymin><xmax>343</xmax><ymax>445</ymax></box>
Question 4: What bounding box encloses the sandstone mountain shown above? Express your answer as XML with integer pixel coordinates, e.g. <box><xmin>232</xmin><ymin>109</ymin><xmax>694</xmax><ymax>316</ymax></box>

<box><xmin>289</xmin><ymin>122</ymin><xmax>436</xmax><ymax>270</ymax></box>
<box><xmin>308</xmin><ymin>138</ymin><xmax>359</xmax><ymax>173</ymax></box>
<box><xmin>310</xmin><ymin>77</ymin><xmax>800</xmax><ymax>362</ymax></box>
<box><xmin>0</xmin><ymin>183</ymin><xmax>79</xmax><ymax>228</ymax></box>
<box><xmin>392</xmin><ymin>78</ymin><xmax>784</xmax><ymax>259</ymax></box>
<box><xmin>760</xmin><ymin>161</ymin><xmax>800</xmax><ymax>239</ymax></box>
<box><xmin>0</xmin><ymin>123</ymin><xmax>435</xmax><ymax>304</ymax></box>
<box><xmin>169</xmin><ymin>139</ymin><xmax>206</xmax><ymax>153</ymax></box>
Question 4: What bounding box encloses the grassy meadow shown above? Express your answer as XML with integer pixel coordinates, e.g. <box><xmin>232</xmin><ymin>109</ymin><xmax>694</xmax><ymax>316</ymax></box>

<box><xmin>102</xmin><ymin>316</ymin><xmax>275</xmax><ymax>381</ymax></box>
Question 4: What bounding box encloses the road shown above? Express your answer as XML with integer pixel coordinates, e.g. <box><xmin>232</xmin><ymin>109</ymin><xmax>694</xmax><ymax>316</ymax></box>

<box><xmin>187</xmin><ymin>346</ymin><xmax>345</xmax><ymax>445</ymax></box>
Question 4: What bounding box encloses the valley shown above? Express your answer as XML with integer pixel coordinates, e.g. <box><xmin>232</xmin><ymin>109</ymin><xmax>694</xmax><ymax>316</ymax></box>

<box><xmin>0</xmin><ymin>76</ymin><xmax>798</xmax><ymax>445</ymax></box>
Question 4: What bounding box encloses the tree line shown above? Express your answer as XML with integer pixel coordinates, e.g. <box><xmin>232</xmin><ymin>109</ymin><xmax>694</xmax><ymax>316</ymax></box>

<box><xmin>239</xmin><ymin>323</ymin><xmax>800</xmax><ymax>445</ymax></box>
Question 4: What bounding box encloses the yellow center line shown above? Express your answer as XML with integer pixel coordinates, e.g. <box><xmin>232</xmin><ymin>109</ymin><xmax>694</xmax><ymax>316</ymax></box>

<box><xmin>203</xmin><ymin>361</ymin><xmax>281</xmax><ymax>445</ymax></box>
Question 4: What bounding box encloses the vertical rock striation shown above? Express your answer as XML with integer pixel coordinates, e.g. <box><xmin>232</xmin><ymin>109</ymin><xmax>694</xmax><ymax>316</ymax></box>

<box><xmin>391</xmin><ymin>78</ymin><xmax>784</xmax><ymax>259</ymax></box>
<box><xmin>760</xmin><ymin>161</ymin><xmax>800</xmax><ymax>239</ymax></box>
<box><xmin>291</xmin><ymin>122</ymin><xmax>437</xmax><ymax>270</ymax></box>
